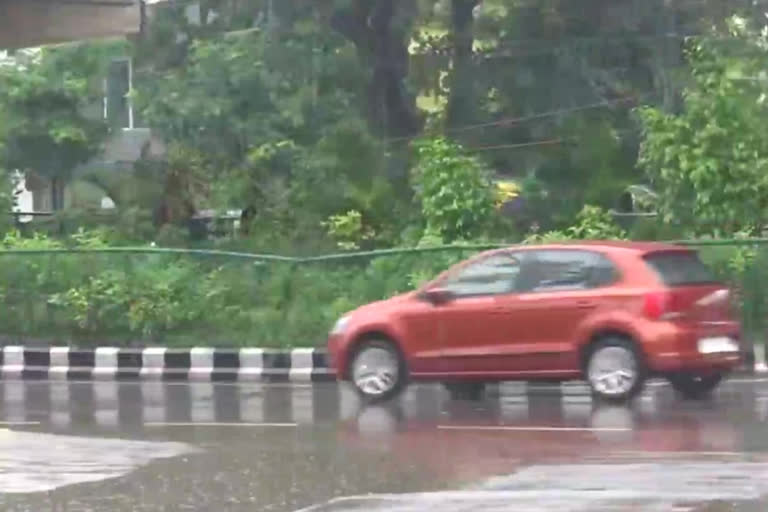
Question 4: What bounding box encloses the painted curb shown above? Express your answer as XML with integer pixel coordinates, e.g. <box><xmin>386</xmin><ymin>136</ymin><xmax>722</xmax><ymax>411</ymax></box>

<box><xmin>0</xmin><ymin>346</ymin><xmax>333</xmax><ymax>382</ymax></box>
<box><xmin>0</xmin><ymin>345</ymin><xmax>761</xmax><ymax>383</ymax></box>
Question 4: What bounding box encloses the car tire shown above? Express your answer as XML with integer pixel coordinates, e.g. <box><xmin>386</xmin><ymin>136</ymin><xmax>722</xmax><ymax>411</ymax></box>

<box><xmin>349</xmin><ymin>339</ymin><xmax>407</xmax><ymax>403</ymax></box>
<box><xmin>667</xmin><ymin>373</ymin><xmax>723</xmax><ymax>400</ymax></box>
<box><xmin>443</xmin><ymin>382</ymin><xmax>486</xmax><ymax>401</ymax></box>
<box><xmin>585</xmin><ymin>337</ymin><xmax>646</xmax><ymax>403</ymax></box>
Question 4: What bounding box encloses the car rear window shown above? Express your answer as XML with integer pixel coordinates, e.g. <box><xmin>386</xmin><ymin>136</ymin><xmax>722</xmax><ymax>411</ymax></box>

<box><xmin>643</xmin><ymin>251</ymin><xmax>717</xmax><ymax>286</ymax></box>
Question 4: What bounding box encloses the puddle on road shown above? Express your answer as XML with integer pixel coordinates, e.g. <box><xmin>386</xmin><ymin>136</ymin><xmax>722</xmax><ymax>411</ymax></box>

<box><xmin>299</xmin><ymin>493</ymin><xmax>762</xmax><ymax>512</ymax></box>
<box><xmin>298</xmin><ymin>461</ymin><xmax>768</xmax><ymax>512</ymax></box>
<box><xmin>0</xmin><ymin>429</ymin><xmax>193</xmax><ymax>494</ymax></box>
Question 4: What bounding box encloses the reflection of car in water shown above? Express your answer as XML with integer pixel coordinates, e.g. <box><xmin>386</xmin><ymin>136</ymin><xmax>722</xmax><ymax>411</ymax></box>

<box><xmin>338</xmin><ymin>402</ymin><xmax>742</xmax><ymax>485</ymax></box>
<box><xmin>327</xmin><ymin>242</ymin><xmax>742</xmax><ymax>403</ymax></box>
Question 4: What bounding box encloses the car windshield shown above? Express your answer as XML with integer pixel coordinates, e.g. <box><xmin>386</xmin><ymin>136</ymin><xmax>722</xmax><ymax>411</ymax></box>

<box><xmin>644</xmin><ymin>251</ymin><xmax>717</xmax><ymax>286</ymax></box>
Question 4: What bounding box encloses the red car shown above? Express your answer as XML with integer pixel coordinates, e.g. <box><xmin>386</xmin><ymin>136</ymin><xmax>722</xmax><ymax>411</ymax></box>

<box><xmin>327</xmin><ymin>242</ymin><xmax>742</xmax><ymax>402</ymax></box>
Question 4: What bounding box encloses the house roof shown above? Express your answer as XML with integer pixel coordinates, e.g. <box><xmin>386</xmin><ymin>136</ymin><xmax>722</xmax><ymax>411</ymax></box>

<box><xmin>0</xmin><ymin>0</ymin><xmax>142</xmax><ymax>49</ymax></box>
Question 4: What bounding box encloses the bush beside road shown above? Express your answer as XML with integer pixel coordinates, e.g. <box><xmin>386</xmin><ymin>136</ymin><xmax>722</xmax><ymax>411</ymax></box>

<box><xmin>0</xmin><ymin>231</ymin><xmax>767</xmax><ymax>349</ymax></box>
<box><xmin>0</xmin><ymin>231</ymin><xmax>481</xmax><ymax>347</ymax></box>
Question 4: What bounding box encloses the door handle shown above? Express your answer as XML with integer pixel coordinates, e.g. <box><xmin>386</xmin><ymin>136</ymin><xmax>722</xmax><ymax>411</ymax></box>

<box><xmin>576</xmin><ymin>301</ymin><xmax>596</xmax><ymax>310</ymax></box>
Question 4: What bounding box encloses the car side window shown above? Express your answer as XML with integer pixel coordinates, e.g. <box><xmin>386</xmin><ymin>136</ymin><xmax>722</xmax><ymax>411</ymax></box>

<box><xmin>588</xmin><ymin>252</ymin><xmax>619</xmax><ymax>287</ymax></box>
<box><xmin>440</xmin><ymin>252</ymin><xmax>522</xmax><ymax>298</ymax></box>
<box><xmin>520</xmin><ymin>250</ymin><xmax>617</xmax><ymax>292</ymax></box>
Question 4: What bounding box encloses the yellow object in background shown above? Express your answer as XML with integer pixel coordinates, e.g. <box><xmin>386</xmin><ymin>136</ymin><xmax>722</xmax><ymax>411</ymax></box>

<box><xmin>495</xmin><ymin>180</ymin><xmax>520</xmax><ymax>208</ymax></box>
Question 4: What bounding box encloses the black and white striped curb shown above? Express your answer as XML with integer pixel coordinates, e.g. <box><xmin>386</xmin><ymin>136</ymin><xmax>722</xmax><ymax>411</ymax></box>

<box><xmin>0</xmin><ymin>345</ymin><xmax>761</xmax><ymax>384</ymax></box>
<box><xmin>0</xmin><ymin>346</ymin><xmax>332</xmax><ymax>382</ymax></box>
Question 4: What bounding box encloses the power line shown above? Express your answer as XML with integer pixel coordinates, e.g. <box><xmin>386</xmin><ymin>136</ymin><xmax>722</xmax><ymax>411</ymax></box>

<box><xmin>448</xmin><ymin>95</ymin><xmax>645</xmax><ymax>134</ymax></box>
<box><xmin>387</xmin><ymin>92</ymin><xmax>651</xmax><ymax>144</ymax></box>
<box><xmin>411</xmin><ymin>33</ymin><xmax>757</xmax><ymax>61</ymax></box>
<box><xmin>468</xmin><ymin>138</ymin><xmax>564</xmax><ymax>152</ymax></box>
<box><xmin>415</xmin><ymin>32</ymin><xmax>720</xmax><ymax>54</ymax></box>
<box><xmin>472</xmin><ymin>0</ymin><xmax>756</xmax><ymax>9</ymax></box>
<box><xmin>466</xmin><ymin>126</ymin><xmax>640</xmax><ymax>153</ymax></box>
<box><xmin>478</xmin><ymin>37</ymin><xmax>759</xmax><ymax>59</ymax></box>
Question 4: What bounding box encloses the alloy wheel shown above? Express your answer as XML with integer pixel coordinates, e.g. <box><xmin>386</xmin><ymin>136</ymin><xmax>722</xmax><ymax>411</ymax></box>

<box><xmin>587</xmin><ymin>345</ymin><xmax>638</xmax><ymax>397</ymax></box>
<box><xmin>352</xmin><ymin>345</ymin><xmax>400</xmax><ymax>398</ymax></box>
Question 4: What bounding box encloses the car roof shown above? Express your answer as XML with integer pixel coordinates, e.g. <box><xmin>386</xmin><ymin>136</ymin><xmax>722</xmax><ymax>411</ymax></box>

<box><xmin>494</xmin><ymin>240</ymin><xmax>690</xmax><ymax>255</ymax></box>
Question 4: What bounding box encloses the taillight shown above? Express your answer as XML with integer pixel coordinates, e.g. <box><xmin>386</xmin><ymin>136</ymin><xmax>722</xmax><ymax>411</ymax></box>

<box><xmin>643</xmin><ymin>291</ymin><xmax>670</xmax><ymax>320</ymax></box>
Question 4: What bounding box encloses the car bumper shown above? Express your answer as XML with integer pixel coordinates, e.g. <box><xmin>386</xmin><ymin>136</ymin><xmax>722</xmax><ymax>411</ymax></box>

<box><xmin>651</xmin><ymin>350</ymin><xmax>742</xmax><ymax>373</ymax></box>
<box><xmin>645</xmin><ymin>321</ymin><xmax>743</xmax><ymax>374</ymax></box>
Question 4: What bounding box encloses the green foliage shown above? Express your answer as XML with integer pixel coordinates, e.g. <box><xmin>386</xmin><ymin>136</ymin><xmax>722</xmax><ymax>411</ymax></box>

<box><xmin>135</xmin><ymin>24</ymin><xmax>364</xmax><ymax>163</ymax></box>
<box><xmin>0</xmin><ymin>168</ymin><xmax>15</xmax><ymax>236</ymax></box>
<box><xmin>132</xmin><ymin>142</ymin><xmax>212</xmax><ymax>227</ymax></box>
<box><xmin>524</xmin><ymin>205</ymin><xmax>626</xmax><ymax>243</ymax></box>
<box><xmin>7</xmin><ymin>1</ymin><xmax>768</xmax><ymax>252</ymax></box>
<box><xmin>7</xmin><ymin>1</ymin><xmax>768</xmax><ymax>347</ymax></box>
<box><xmin>133</xmin><ymin>23</ymin><xmax>401</xmax><ymax>252</ymax></box>
<box><xmin>638</xmin><ymin>18</ymin><xmax>768</xmax><ymax>236</ymax></box>
<box><xmin>51</xmin><ymin>260</ymin><xmax>220</xmax><ymax>340</ymax></box>
<box><xmin>323</xmin><ymin>210</ymin><xmax>375</xmax><ymax>250</ymax></box>
<box><xmin>567</xmin><ymin>205</ymin><xmax>627</xmax><ymax>240</ymax></box>
<box><xmin>1</xmin><ymin>236</ymin><xmax>767</xmax><ymax>347</ymax></box>
<box><xmin>0</xmin><ymin>228</ymin><xmax>482</xmax><ymax>346</ymax></box>
<box><xmin>411</xmin><ymin>137</ymin><xmax>496</xmax><ymax>242</ymax></box>
<box><xmin>0</xmin><ymin>45</ymin><xmax>111</xmax><ymax>191</ymax></box>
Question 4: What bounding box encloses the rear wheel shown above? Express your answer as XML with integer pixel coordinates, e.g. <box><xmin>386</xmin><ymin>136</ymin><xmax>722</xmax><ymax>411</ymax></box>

<box><xmin>349</xmin><ymin>339</ymin><xmax>407</xmax><ymax>402</ymax></box>
<box><xmin>668</xmin><ymin>373</ymin><xmax>722</xmax><ymax>399</ymax></box>
<box><xmin>586</xmin><ymin>337</ymin><xmax>646</xmax><ymax>402</ymax></box>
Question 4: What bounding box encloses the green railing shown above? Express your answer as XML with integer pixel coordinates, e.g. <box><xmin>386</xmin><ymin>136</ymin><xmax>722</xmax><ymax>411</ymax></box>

<box><xmin>0</xmin><ymin>240</ymin><xmax>766</xmax><ymax>348</ymax></box>
<box><xmin>0</xmin><ymin>245</ymin><xmax>483</xmax><ymax>348</ymax></box>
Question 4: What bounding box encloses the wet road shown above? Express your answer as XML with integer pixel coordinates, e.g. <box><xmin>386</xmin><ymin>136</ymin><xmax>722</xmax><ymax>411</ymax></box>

<box><xmin>2</xmin><ymin>379</ymin><xmax>768</xmax><ymax>511</ymax></box>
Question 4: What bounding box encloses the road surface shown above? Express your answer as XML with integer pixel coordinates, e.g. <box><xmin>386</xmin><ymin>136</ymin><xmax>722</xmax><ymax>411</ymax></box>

<box><xmin>2</xmin><ymin>379</ymin><xmax>768</xmax><ymax>511</ymax></box>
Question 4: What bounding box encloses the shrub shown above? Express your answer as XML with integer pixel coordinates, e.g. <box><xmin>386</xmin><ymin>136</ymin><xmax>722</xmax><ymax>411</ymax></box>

<box><xmin>524</xmin><ymin>205</ymin><xmax>626</xmax><ymax>243</ymax></box>
<box><xmin>1</xmin><ymin>228</ymin><xmax>766</xmax><ymax>348</ymax></box>
<box><xmin>411</xmin><ymin>138</ymin><xmax>496</xmax><ymax>243</ymax></box>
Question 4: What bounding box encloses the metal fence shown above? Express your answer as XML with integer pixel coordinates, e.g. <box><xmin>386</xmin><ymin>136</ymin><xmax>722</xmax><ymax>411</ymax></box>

<box><xmin>0</xmin><ymin>240</ymin><xmax>766</xmax><ymax>349</ymax></box>
<box><xmin>0</xmin><ymin>245</ymin><xmax>487</xmax><ymax>348</ymax></box>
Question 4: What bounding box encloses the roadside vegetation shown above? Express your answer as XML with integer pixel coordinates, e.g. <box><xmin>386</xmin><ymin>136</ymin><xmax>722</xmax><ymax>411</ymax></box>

<box><xmin>1</xmin><ymin>2</ymin><xmax>767</xmax><ymax>346</ymax></box>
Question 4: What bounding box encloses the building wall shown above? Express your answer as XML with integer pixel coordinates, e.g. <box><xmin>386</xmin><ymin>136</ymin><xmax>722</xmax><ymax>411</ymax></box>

<box><xmin>0</xmin><ymin>0</ymin><xmax>141</xmax><ymax>49</ymax></box>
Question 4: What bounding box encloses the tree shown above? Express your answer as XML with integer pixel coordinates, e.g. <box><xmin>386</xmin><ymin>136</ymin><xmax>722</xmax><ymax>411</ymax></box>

<box><xmin>108</xmin><ymin>0</ymin><xmax>768</xmax><ymax>245</ymax></box>
<box><xmin>0</xmin><ymin>45</ymin><xmax>111</xmax><ymax>210</ymax></box>
<box><xmin>411</xmin><ymin>137</ymin><xmax>495</xmax><ymax>242</ymax></box>
<box><xmin>323</xmin><ymin>0</ymin><xmax>424</xmax><ymax>139</ymax></box>
<box><xmin>407</xmin><ymin>0</ymin><xmax>664</xmax><ymax>230</ymax></box>
<box><xmin>134</xmin><ymin>11</ymin><xmax>406</xmax><ymax>250</ymax></box>
<box><xmin>638</xmin><ymin>17</ymin><xmax>768</xmax><ymax>235</ymax></box>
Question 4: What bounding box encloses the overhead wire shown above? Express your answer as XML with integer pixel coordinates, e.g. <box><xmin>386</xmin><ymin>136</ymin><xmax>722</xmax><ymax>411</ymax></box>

<box><xmin>386</xmin><ymin>92</ymin><xmax>653</xmax><ymax>146</ymax></box>
<box><xmin>468</xmin><ymin>138</ymin><xmax>565</xmax><ymax>152</ymax></box>
<box><xmin>465</xmin><ymin>127</ymin><xmax>640</xmax><ymax>153</ymax></box>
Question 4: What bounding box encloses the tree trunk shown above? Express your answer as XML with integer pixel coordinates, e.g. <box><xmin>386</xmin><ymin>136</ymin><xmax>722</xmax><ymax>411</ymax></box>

<box><xmin>50</xmin><ymin>177</ymin><xmax>65</xmax><ymax>211</ymax></box>
<box><xmin>653</xmin><ymin>0</ymin><xmax>683</xmax><ymax>113</ymax></box>
<box><xmin>446</xmin><ymin>0</ymin><xmax>479</xmax><ymax>129</ymax></box>
<box><xmin>329</xmin><ymin>0</ymin><xmax>422</xmax><ymax>139</ymax></box>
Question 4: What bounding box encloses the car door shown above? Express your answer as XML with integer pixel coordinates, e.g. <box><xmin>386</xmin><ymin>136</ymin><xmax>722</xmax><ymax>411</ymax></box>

<box><xmin>431</xmin><ymin>251</ymin><xmax>526</xmax><ymax>375</ymax></box>
<box><xmin>513</xmin><ymin>250</ymin><xmax>618</xmax><ymax>373</ymax></box>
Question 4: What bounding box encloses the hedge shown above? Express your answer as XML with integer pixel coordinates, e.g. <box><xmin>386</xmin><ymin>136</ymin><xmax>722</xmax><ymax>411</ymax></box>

<box><xmin>1</xmin><ymin>236</ymin><xmax>767</xmax><ymax>348</ymax></box>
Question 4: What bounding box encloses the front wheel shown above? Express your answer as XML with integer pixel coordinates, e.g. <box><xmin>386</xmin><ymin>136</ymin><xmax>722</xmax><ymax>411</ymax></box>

<box><xmin>668</xmin><ymin>373</ymin><xmax>722</xmax><ymax>399</ymax></box>
<box><xmin>349</xmin><ymin>339</ymin><xmax>407</xmax><ymax>402</ymax></box>
<box><xmin>586</xmin><ymin>337</ymin><xmax>646</xmax><ymax>403</ymax></box>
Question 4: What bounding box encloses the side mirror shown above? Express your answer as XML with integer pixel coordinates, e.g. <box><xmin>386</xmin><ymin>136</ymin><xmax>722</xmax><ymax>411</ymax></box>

<box><xmin>422</xmin><ymin>287</ymin><xmax>455</xmax><ymax>305</ymax></box>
